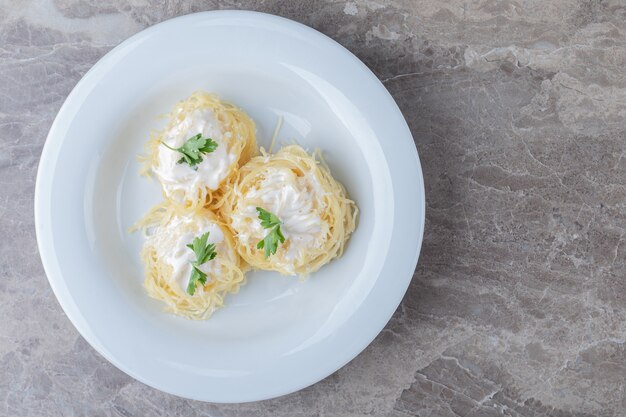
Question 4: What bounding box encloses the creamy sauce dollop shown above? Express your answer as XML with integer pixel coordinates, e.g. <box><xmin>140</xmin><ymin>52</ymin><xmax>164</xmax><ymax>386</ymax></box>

<box><xmin>147</xmin><ymin>214</ymin><xmax>231</xmax><ymax>292</ymax></box>
<box><xmin>153</xmin><ymin>108</ymin><xmax>236</xmax><ymax>200</ymax></box>
<box><xmin>231</xmin><ymin>167</ymin><xmax>326</xmax><ymax>272</ymax></box>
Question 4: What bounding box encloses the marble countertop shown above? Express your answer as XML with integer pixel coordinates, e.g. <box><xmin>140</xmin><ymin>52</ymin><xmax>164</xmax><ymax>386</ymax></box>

<box><xmin>1</xmin><ymin>1</ymin><xmax>625</xmax><ymax>416</ymax></box>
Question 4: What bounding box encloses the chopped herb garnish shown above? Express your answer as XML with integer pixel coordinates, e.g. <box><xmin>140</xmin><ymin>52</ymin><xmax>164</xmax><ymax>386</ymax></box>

<box><xmin>161</xmin><ymin>133</ymin><xmax>218</xmax><ymax>170</ymax></box>
<box><xmin>256</xmin><ymin>207</ymin><xmax>285</xmax><ymax>259</ymax></box>
<box><xmin>185</xmin><ymin>232</ymin><xmax>217</xmax><ymax>295</ymax></box>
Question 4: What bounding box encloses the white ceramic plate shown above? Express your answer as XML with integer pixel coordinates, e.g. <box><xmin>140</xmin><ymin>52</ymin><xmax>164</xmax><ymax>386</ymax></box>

<box><xmin>35</xmin><ymin>11</ymin><xmax>425</xmax><ymax>403</ymax></box>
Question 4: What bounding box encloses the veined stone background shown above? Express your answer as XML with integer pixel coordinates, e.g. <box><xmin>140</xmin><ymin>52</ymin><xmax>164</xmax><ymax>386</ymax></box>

<box><xmin>1</xmin><ymin>0</ymin><xmax>625</xmax><ymax>416</ymax></box>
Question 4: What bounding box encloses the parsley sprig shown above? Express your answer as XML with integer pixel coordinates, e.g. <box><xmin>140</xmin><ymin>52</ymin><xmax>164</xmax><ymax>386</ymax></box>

<box><xmin>256</xmin><ymin>207</ymin><xmax>285</xmax><ymax>259</ymax></box>
<box><xmin>161</xmin><ymin>133</ymin><xmax>218</xmax><ymax>170</ymax></box>
<box><xmin>185</xmin><ymin>232</ymin><xmax>217</xmax><ymax>295</ymax></box>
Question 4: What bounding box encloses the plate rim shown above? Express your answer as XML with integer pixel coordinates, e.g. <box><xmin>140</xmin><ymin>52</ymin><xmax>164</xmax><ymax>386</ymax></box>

<box><xmin>35</xmin><ymin>10</ymin><xmax>425</xmax><ymax>403</ymax></box>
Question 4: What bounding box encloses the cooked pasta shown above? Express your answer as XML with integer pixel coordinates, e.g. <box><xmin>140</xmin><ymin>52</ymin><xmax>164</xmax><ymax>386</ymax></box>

<box><xmin>134</xmin><ymin>93</ymin><xmax>359</xmax><ymax>319</ymax></box>
<box><xmin>133</xmin><ymin>202</ymin><xmax>245</xmax><ymax>320</ymax></box>
<box><xmin>219</xmin><ymin>145</ymin><xmax>357</xmax><ymax>275</ymax></box>
<box><xmin>140</xmin><ymin>91</ymin><xmax>257</xmax><ymax>210</ymax></box>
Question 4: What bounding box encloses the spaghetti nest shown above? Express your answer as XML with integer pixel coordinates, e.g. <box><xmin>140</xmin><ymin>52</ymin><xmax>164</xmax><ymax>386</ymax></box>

<box><xmin>220</xmin><ymin>145</ymin><xmax>358</xmax><ymax>275</ymax></box>
<box><xmin>134</xmin><ymin>202</ymin><xmax>246</xmax><ymax>320</ymax></box>
<box><xmin>140</xmin><ymin>91</ymin><xmax>257</xmax><ymax>210</ymax></box>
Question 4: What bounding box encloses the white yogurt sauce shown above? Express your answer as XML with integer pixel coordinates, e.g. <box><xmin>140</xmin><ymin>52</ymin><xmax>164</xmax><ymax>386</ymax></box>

<box><xmin>148</xmin><ymin>214</ymin><xmax>229</xmax><ymax>292</ymax></box>
<box><xmin>153</xmin><ymin>108</ymin><xmax>236</xmax><ymax>201</ymax></box>
<box><xmin>232</xmin><ymin>167</ymin><xmax>325</xmax><ymax>270</ymax></box>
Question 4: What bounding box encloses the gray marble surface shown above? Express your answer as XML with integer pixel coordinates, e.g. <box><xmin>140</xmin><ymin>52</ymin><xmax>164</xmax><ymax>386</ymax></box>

<box><xmin>1</xmin><ymin>0</ymin><xmax>625</xmax><ymax>416</ymax></box>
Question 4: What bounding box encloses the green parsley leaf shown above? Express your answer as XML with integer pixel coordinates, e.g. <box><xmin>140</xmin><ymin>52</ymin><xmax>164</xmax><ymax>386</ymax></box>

<box><xmin>256</xmin><ymin>207</ymin><xmax>281</xmax><ymax>229</ymax></box>
<box><xmin>185</xmin><ymin>231</ymin><xmax>218</xmax><ymax>295</ymax></box>
<box><xmin>256</xmin><ymin>207</ymin><xmax>286</xmax><ymax>259</ymax></box>
<box><xmin>161</xmin><ymin>133</ymin><xmax>218</xmax><ymax>170</ymax></box>
<box><xmin>186</xmin><ymin>265</ymin><xmax>207</xmax><ymax>296</ymax></box>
